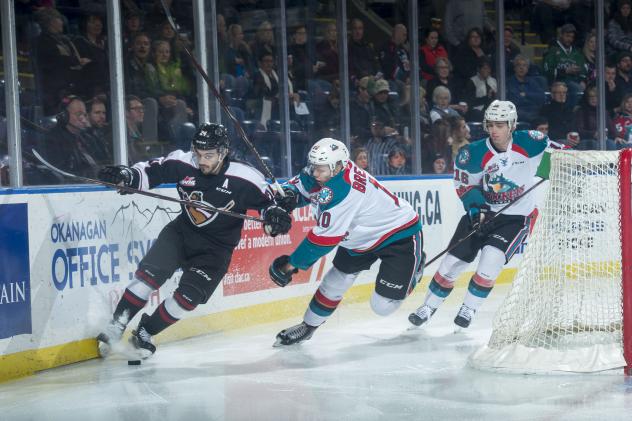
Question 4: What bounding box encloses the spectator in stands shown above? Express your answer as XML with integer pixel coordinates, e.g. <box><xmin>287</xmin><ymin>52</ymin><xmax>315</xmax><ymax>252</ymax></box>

<box><xmin>224</xmin><ymin>24</ymin><xmax>253</xmax><ymax>99</ymax></box>
<box><xmin>379</xmin><ymin>24</ymin><xmax>411</xmax><ymax>83</ymax></box>
<box><xmin>539</xmin><ymin>81</ymin><xmax>577</xmax><ymax>142</ymax></box>
<box><xmin>385</xmin><ymin>147</ymin><xmax>408</xmax><ymax>175</ymax></box>
<box><xmin>44</xmin><ymin>96</ymin><xmax>98</xmax><ymax>179</ymax></box>
<box><xmin>606</xmin><ymin>63</ymin><xmax>623</xmax><ymax>114</ymax></box>
<box><xmin>443</xmin><ymin>0</ymin><xmax>493</xmax><ymax>52</ymax></box>
<box><xmin>351</xmin><ymin>146</ymin><xmax>370</xmax><ymax>173</ymax></box>
<box><xmin>429</xmin><ymin>86</ymin><xmax>461</xmax><ymax>123</ymax></box>
<box><xmin>492</xmin><ymin>26</ymin><xmax>521</xmax><ymax>75</ymax></box>
<box><xmin>453</xmin><ymin>28</ymin><xmax>490</xmax><ymax>87</ymax></box>
<box><xmin>34</xmin><ymin>8</ymin><xmax>92</xmax><ymax>114</ymax></box>
<box><xmin>615</xmin><ymin>52</ymin><xmax>632</xmax><ymax>96</ymax></box>
<box><xmin>542</xmin><ymin>23</ymin><xmax>587</xmax><ymax>108</ymax></box>
<box><xmin>582</xmin><ymin>32</ymin><xmax>597</xmax><ymax>86</ymax></box>
<box><xmin>573</xmin><ymin>85</ymin><xmax>605</xmax><ymax>150</ymax></box>
<box><xmin>425</xmin><ymin>57</ymin><xmax>466</xmax><ymax>114</ymax></box>
<box><xmin>431</xmin><ymin>154</ymin><xmax>450</xmax><ymax>174</ymax></box>
<box><xmin>532</xmin><ymin>0</ymin><xmax>573</xmax><ymax>44</ymax></box>
<box><xmin>609</xmin><ymin>93</ymin><xmax>632</xmax><ymax>148</ymax></box>
<box><xmin>152</xmin><ymin>40</ymin><xmax>192</xmax><ymax>140</ymax></box>
<box><xmin>156</xmin><ymin>20</ymin><xmax>192</xmax><ymax>66</ymax></box>
<box><xmin>123</xmin><ymin>10</ymin><xmax>144</xmax><ymax>53</ymax></box>
<box><xmin>447</xmin><ymin>115</ymin><xmax>471</xmax><ymax>161</ymax></box>
<box><xmin>419</xmin><ymin>28</ymin><xmax>448</xmax><ymax>82</ymax></box>
<box><xmin>73</xmin><ymin>13</ymin><xmax>108</xmax><ymax>97</ymax></box>
<box><xmin>365</xmin><ymin>118</ymin><xmax>401</xmax><ymax>175</ymax></box>
<box><xmin>124</xmin><ymin>32</ymin><xmax>159</xmax><ymax>141</ymax></box>
<box><xmin>250</xmin><ymin>52</ymin><xmax>280</xmax><ymax>128</ymax></box>
<box><xmin>422</xmin><ymin>119</ymin><xmax>453</xmax><ymax>173</ymax></box>
<box><xmin>370</xmin><ymin>79</ymin><xmax>400</xmax><ymax>134</ymax></box>
<box><xmin>507</xmin><ymin>55</ymin><xmax>547</xmax><ymax>123</ymax></box>
<box><xmin>607</xmin><ymin>0</ymin><xmax>632</xmax><ymax>55</ymax></box>
<box><xmin>348</xmin><ymin>18</ymin><xmax>381</xmax><ymax>83</ymax></box>
<box><xmin>532</xmin><ymin>116</ymin><xmax>550</xmax><ymax>135</ymax></box>
<box><xmin>85</xmin><ymin>96</ymin><xmax>112</xmax><ymax>164</ymax></box>
<box><xmin>315</xmin><ymin>22</ymin><xmax>339</xmax><ymax>84</ymax></box>
<box><xmin>250</xmin><ymin>21</ymin><xmax>276</xmax><ymax>65</ymax></box>
<box><xmin>288</xmin><ymin>25</ymin><xmax>314</xmax><ymax>92</ymax></box>
<box><xmin>125</xmin><ymin>95</ymin><xmax>149</xmax><ymax>162</ymax></box>
<box><xmin>350</xmin><ymin>76</ymin><xmax>373</xmax><ymax>143</ymax></box>
<box><xmin>464</xmin><ymin>57</ymin><xmax>497</xmax><ymax>121</ymax></box>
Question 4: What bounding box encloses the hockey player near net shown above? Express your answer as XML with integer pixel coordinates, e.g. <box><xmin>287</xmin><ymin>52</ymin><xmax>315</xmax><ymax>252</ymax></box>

<box><xmin>409</xmin><ymin>100</ymin><xmax>550</xmax><ymax>329</ymax></box>
<box><xmin>96</xmin><ymin>123</ymin><xmax>292</xmax><ymax>358</ymax></box>
<box><xmin>268</xmin><ymin>138</ymin><xmax>425</xmax><ymax>346</ymax></box>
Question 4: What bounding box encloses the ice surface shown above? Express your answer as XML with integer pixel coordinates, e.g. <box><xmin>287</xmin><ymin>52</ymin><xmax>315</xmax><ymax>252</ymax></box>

<box><xmin>2</xmin><ymin>285</ymin><xmax>632</xmax><ymax>421</ymax></box>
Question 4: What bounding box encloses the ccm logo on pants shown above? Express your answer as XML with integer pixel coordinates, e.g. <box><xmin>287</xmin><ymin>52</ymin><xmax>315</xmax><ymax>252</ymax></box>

<box><xmin>379</xmin><ymin>279</ymin><xmax>403</xmax><ymax>290</ymax></box>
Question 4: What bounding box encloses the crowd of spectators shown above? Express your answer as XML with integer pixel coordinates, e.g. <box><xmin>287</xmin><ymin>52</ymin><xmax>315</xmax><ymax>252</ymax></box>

<box><xmin>5</xmin><ymin>0</ymin><xmax>632</xmax><ymax>186</ymax></box>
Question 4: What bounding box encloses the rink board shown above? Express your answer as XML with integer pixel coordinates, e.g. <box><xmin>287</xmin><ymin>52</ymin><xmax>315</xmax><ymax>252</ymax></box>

<box><xmin>0</xmin><ymin>177</ymin><xmax>524</xmax><ymax>382</ymax></box>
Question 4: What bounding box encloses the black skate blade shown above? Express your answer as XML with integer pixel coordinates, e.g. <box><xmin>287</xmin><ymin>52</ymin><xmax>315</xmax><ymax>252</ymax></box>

<box><xmin>128</xmin><ymin>360</ymin><xmax>142</xmax><ymax>366</ymax></box>
<box><xmin>408</xmin><ymin>313</ymin><xmax>424</xmax><ymax>327</ymax></box>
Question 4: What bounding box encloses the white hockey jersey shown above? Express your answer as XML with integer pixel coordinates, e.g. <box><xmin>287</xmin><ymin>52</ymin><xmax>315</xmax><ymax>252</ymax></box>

<box><xmin>286</xmin><ymin>161</ymin><xmax>421</xmax><ymax>270</ymax></box>
<box><xmin>454</xmin><ymin>129</ymin><xmax>549</xmax><ymax>216</ymax></box>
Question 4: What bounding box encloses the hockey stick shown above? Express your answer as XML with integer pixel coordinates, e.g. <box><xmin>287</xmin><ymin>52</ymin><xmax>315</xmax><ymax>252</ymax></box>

<box><xmin>159</xmin><ymin>0</ymin><xmax>284</xmax><ymax>197</ymax></box>
<box><xmin>31</xmin><ymin>149</ymin><xmax>265</xmax><ymax>223</ymax></box>
<box><xmin>425</xmin><ymin>177</ymin><xmax>547</xmax><ymax>267</ymax></box>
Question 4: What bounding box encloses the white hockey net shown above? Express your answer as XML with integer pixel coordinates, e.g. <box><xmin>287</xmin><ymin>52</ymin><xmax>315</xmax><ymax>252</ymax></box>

<box><xmin>469</xmin><ymin>150</ymin><xmax>628</xmax><ymax>373</ymax></box>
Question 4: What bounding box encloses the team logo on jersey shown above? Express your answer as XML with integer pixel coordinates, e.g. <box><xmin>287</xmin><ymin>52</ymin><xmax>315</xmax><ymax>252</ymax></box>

<box><xmin>316</xmin><ymin>187</ymin><xmax>334</xmax><ymax>205</ymax></box>
<box><xmin>180</xmin><ymin>189</ymin><xmax>235</xmax><ymax>226</ymax></box>
<box><xmin>486</xmin><ymin>174</ymin><xmax>518</xmax><ymax>193</ymax></box>
<box><xmin>500</xmin><ymin>157</ymin><xmax>509</xmax><ymax>167</ymax></box>
<box><xmin>180</xmin><ymin>176</ymin><xmax>196</xmax><ymax>187</ymax></box>
<box><xmin>456</xmin><ymin>148</ymin><xmax>470</xmax><ymax>166</ymax></box>
<box><xmin>528</xmin><ymin>130</ymin><xmax>545</xmax><ymax>141</ymax></box>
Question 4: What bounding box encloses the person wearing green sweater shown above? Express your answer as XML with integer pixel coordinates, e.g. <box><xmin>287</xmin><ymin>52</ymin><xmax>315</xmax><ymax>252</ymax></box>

<box><xmin>542</xmin><ymin>23</ymin><xmax>587</xmax><ymax>108</ymax></box>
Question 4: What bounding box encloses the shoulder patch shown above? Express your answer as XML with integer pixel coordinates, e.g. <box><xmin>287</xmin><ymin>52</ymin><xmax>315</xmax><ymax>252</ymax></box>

<box><xmin>317</xmin><ymin>187</ymin><xmax>334</xmax><ymax>205</ymax></box>
<box><xmin>456</xmin><ymin>147</ymin><xmax>471</xmax><ymax>166</ymax></box>
<box><xmin>528</xmin><ymin>130</ymin><xmax>546</xmax><ymax>141</ymax></box>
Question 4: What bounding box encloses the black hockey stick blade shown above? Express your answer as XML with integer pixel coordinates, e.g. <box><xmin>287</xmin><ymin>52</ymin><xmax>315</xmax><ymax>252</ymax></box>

<box><xmin>425</xmin><ymin>177</ymin><xmax>547</xmax><ymax>267</ymax></box>
<box><xmin>31</xmin><ymin>149</ymin><xmax>264</xmax><ymax>223</ymax></box>
<box><xmin>159</xmin><ymin>0</ymin><xmax>285</xmax><ymax>197</ymax></box>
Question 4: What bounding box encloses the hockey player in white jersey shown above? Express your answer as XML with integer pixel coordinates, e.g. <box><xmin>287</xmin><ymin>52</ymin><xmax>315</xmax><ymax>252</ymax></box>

<box><xmin>409</xmin><ymin>100</ymin><xmax>549</xmax><ymax>329</ymax></box>
<box><xmin>269</xmin><ymin>138</ymin><xmax>424</xmax><ymax>346</ymax></box>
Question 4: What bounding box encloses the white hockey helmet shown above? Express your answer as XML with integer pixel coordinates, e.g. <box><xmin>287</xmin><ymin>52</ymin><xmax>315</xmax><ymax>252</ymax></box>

<box><xmin>308</xmin><ymin>137</ymin><xmax>350</xmax><ymax>172</ymax></box>
<box><xmin>484</xmin><ymin>100</ymin><xmax>518</xmax><ymax>131</ymax></box>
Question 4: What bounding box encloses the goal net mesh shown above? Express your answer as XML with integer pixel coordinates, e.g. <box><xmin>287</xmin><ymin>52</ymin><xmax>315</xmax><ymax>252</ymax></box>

<box><xmin>469</xmin><ymin>150</ymin><xmax>626</xmax><ymax>373</ymax></box>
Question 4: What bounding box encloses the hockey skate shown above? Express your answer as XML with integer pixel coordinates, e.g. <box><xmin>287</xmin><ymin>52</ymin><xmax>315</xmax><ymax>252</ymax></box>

<box><xmin>454</xmin><ymin>304</ymin><xmax>476</xmax><ymax>330</ymax></box>
<box><xmin>274</xmin><ymin>322</ymin><xmax>318</xmax><ymax>346</ymax></box>
<box><xmin>408</xmin><ymin>304</ymin><xmax>437</xmax><ymax>327</ymax></box>
<box><xmin>96</xmin><ymin>314</ymin><xmax>128</xmax><ymax>358</ymax></box>
<box><xmin>129</xmin><ymin>315</ymin><xmax>156</xmax><ymax>359</ymax></box>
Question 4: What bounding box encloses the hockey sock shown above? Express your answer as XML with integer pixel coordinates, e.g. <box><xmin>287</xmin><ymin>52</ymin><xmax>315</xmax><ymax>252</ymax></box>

<box><xmin>462</xmin><ymin>246</ymin><xmax>504</xmax><ymax>311</ymax></box>
<box><xmin>462</xmin><ymin>274</ymin><xmax>494</xmax><ymax>311</ymax></box>
<box><xmin>304</xmin><ymin>288</ymin><xmax>342</xmax><ymax>327</ymax></box>
<box><xmin>112</xmin><ymin>278</ymin><xmax>154</xmax><ymax>323</ymax></box>
<box><xmin>425</xmin><ymin>273</ymin><xmax>454</xmax><ymax>309</ymax></box>
<box><xmin>303</xmin><ymin>267</ymin><xmax>357</xmax><ymax>327</ymax></box>
<box><xmin>141</xmin><ymin>295</ymin><xmax>186</xmax><ymax>336</ymax></box>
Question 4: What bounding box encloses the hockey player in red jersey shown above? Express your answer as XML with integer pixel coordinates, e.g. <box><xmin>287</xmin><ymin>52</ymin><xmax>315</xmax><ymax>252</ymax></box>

<box><xmin>96</xmin><ymin>123</ymin><xmax>291</xmax><ymax>358</ymax></box>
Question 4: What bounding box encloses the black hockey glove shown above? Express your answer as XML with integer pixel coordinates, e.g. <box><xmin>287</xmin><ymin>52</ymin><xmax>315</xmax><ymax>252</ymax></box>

<box><xmin>269</xmin><ymin>255</ymin><xmax>298</xmax><ymax>287</ymax></box>
<box><xmin>275</xmin><ymin>187</ymin><xmax>299</xmax><ymax>213</ymax></box>
<box><xmin>98</xmin><ymin>165</ymin><xmax>135</xmax><ymax>194</ymax></box>
<box><xmin>263</xmin><ymin>205</ymin><xmax>292</xmax><ymax>237</ymax></box>
<box><xmin>468</xmin><ymin>204</ymin><xmax>492</xmax><ymax>235</ymax></box>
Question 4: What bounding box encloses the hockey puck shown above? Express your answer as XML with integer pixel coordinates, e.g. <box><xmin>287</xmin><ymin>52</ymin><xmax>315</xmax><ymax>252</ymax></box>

<box><xmin>128</xmin><ymin>360</ymin><xmax>141</xmax><ymax>366</ymax></box>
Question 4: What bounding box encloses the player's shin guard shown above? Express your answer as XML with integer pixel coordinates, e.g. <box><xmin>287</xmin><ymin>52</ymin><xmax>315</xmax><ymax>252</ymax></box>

<box><xmin>112</xmin><ymin>271</ymin><xmax>158</xmax><ymax>324</ymax></box>
<box><xmin>303</xmin><ymin>267</ymin><xmax>358</xmax><ymax>327</ymax></box>
<box><xmin>141</xmin><ymin>292</ymin><xmax>192</xmax><ymax>337</ymax></box>
<box><xmin>456</xmin><ymin>246</ymin><xmax>504</xmax><ymax>328</ymax></box>
<box><xmin>370</xmin><ymin>292</ymin><xmax>403</xmax><ymax>316</ymax></box>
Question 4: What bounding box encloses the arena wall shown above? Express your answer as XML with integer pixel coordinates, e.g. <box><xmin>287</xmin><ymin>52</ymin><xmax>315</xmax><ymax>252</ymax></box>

<box><xmin>0</xmin><ymin>176</ymin><xmax>527</xmax><ymax>382</ymax></box>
